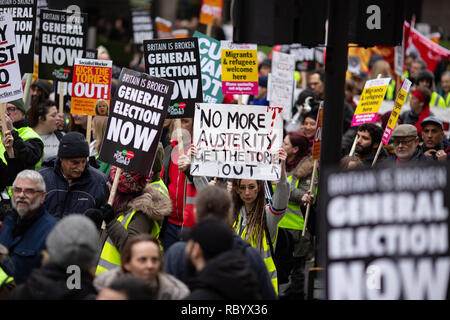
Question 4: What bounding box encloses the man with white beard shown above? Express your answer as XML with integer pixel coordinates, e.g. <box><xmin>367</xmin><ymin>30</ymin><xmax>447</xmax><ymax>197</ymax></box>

<box><xmin>0</xmin><ymin>170</ymin><xmax>57</xmax><ymax>284</ymax></box>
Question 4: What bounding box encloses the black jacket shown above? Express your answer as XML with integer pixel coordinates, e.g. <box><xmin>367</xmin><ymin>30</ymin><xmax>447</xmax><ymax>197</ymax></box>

<box><xmin>11</xmin><ymin>120</ymin><xmax>44</xmax><ymax>169</ymax></box>
<box><xmin>164</xmin><ymin>235</ymin><xmax>277</xmax><ymax>299</ymax></box>
<box><xmin>9</xmin><ymin>263</ymin><xmax>97</xmax><ymax>300</ymax></box>
<box><xmin>184</xmin><ymin>250</ymin><xmax>261</xmax><ymax>300</ymax></box>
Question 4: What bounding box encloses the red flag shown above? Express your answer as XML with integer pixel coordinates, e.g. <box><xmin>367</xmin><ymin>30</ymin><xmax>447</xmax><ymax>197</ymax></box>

<box><xmin>404</xmin><ymin>21</ymin><xmax>450</xmax><ymax>73</ymax></box>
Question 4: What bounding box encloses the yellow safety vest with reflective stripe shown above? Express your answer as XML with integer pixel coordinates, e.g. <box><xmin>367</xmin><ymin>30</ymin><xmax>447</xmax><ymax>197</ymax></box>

<box><xmin>95</xmin><ymin>209</ymin><xmax>160</xmax><ymax>275</ymax></box>
<box><xmin>233</xmin><ymin>214</ymin><xmax>278</xmax><ymax>295</ymax></box>
<box><xmin>430</xmin><ymin>92</ymin><xmax>446</xmax><ymax>107</ymax></box>
<box><xmin>150</xmin><ymin>179</ymin><xmax>169</xmax><ymax>199</ymax></box>
<box><xmin>275</xmin><ymin>175</ymin><xmax>304</xmax><ymax>230</ymax></box>
<box><xmin>0</xmin><ymin>266</ymin><xmax>13</xmax><ymax>286</ymax></box>
<box><xmin>0</xmin><ymin>126</ymin><xmax>44</xmax><ymax>168</ymax></box>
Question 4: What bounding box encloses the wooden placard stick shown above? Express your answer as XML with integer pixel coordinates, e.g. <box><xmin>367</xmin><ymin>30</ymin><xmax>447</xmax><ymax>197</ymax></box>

<box><xmin>302</xmin><ymin>158</ymin><xmax>318</xmax><ymax>237</ymax></box>
<box><xmin>102</xmin><ymin>166</ymin><xmax>122</xmax><ymax>229</ymax></box>
<box><xmin>23</xmin><ymin>74</ymin><xmax>33</xmax><ymax>107</ymax></box>
<box><xmin>58</xmin><ymin>82</ymin><xmax>64</xmax><ymax>114</ymax></box>
<box><xmin>86</xmin><ymin>115</ymin><xmax>92</xmax><ymax>144</ymax></box>
<box><xmin>0</xmin><ymin>103</ymin><xmax>7</xmax><ymax>137</ymax></box>
<box><xmin>175</xmin><ymin>118</ymin><xmax>184</xmax><ymax>155</ymax></box>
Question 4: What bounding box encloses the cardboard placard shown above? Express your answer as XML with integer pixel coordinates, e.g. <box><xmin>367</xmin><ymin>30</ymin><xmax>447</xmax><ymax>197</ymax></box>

<box><xmin>155</xmin><ymin>16</ymin><xmax>171</xmax><ymax>39</ymax></box>
<box><xmin>38</xmin><ymin>8</ymin><xmax>87</xmax><ymax>82</ymax></box>
<box><xmin>98</xmin><ymin>68</ymin><xmax>174</xmax><ymax>176</ymax></box>
<box><xmin>143</xmin><ymin>37</ymin><xmax>203</xmax><ymax>118</ymax></box>
<box><xmin>71</xmin><ymin>58</ymin><xmax>112</xmax><ymax>116</ymax></box>
<box><xmin>0</xmin><ymin>12</ymin><xmax>23</xmax><ymax>103</ymax></box>
<box><xmin>194</xmin><ymin>31</ymin><xmax>224</xmax><ymax>104</ymax></box>
<box><xmin>221</xmin><ymin>41</ymin><xmax>258</xmax><ymax>95</ymax></box>
<box><xmin>55</xmin><ymin>50</ymin><xmax>100</xmax><ymax>113</ymax></box>
<box><xmin>191</xmin><ymin>103</ymin><xmax>283</xmax><ymax>180</ymax></box>
<box><xmin>268</xmin><ymin>51</ymin><xmax>295</xmax><ymax>119</ymax></box>
<box><xmin>381</xmin><ymin>79</ymin><xmax>412</xmax><ymax>145</ymax></box>
<box><xmin>131</xmin><ymin>7</ymin><xmax>154</xmax><ymax>44</ymax></box>
<box><xmin>199</xmin><ymin>0</ymin><xmax>223</xmax><ymax>26</ymax></box>
<box><xmin>322</xmin><ymin>162</ymin><xmax>450</xmax><ymax>300</ymax></box>
<box><xmin>0</xmin><ymin>0</ymin><xmax>37</xmax><ymax>75</ymax></box>
<box><xmin>351</xmin><ymin>77</ymin><xmax>391</xmax><ymax>127</ymax></box>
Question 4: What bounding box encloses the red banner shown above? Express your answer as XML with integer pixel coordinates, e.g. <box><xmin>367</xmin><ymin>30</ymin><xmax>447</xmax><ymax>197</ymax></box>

<box><xmin>404</xmin><ymin>22</ymin><xmax>450</xmax><ymax>73</ymax></box>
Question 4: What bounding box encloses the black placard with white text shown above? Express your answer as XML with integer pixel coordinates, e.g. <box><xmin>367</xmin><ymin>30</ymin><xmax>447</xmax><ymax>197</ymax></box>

<box><xmin>98</xmin><ymin>68</ymin><xmax>174</xmax><ymax>176</ymax></box>
<box><xmin>321</xmin><ymin>162</ymin><xmax>450</xmax><ymax>300</ymax></box>
<box><xmin>38</xmin><ymin>8</ymin><xmax>87</xmax><ymax>82</ymax></box>
<box><xmin>0</xmin><ymin>0</ymin><xmax>37</xmax><ymax>75</ymax></box>
<box><xmin>143</xmin><ymin>37</ymin><xmax>202</xmax><ymax>118</ymax></box>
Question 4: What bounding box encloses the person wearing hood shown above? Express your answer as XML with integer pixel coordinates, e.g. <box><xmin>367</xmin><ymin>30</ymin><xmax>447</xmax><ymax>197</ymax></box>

<box><xmin>38</xmin><ymin>132</ymin><xmax>110</xmax><ymax>219</ymax></box>
<box><xmin>87</xmin><ymin>165</ymin><xmax>172</xmax><ymax>275</ymax></box>
<box><xmin>9</xmin><ymin>215</ymin><xmax>99</xmax><ymax>300</ymax></box>
<box><xmin>183</xmin><ymin>217</ymin><xmax>261</xmax><ymax>300</ymax></box>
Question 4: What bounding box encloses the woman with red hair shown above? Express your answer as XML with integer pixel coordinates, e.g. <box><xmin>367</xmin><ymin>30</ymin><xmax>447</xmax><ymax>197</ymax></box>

<box><xmin>275</xmin><ymin>131</ymin><xmax>316</xmax><ymax>300</ymax></box>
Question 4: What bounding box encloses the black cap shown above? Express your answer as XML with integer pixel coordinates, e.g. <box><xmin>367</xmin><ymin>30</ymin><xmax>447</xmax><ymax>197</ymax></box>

<box><xmin>57</xmin><ymin>132</ymin><xmax>89</xmax><ymax>159</ymax></box>
<box><xmin>184</xmin><ymin>217</ymin><xmax>234</xmax><ymax>260</ymax></box>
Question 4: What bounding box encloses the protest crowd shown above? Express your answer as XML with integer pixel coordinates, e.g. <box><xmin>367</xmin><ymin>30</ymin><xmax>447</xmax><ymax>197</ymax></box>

<box><xmin>0</xmin><ymin>0</ymin><xmax>450</xmax><ymax>302</ymax></box>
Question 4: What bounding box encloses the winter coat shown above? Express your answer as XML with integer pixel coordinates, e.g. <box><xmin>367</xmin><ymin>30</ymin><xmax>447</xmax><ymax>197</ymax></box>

<box><xmin>9</xmin><ymin>263</ymin><xmax>97</xmax><ymax>300</ymax></box>
<box><xmin>0</xmin><ymin>120</ymin><xmax>44</xmax><ymax>170</ymax></box>
<box><xmin>184</xmin><ymin>250</ymin><xmax>261</xmax><ymax>300</ymax></box>
<box><xmin>164</xmin><ymin>235</ymin><xmax>277</xmax><ymax>300</ymax></box>
<box><xmin>38</xmin><ymin>157</ymin><xmax>110</xmax><ymax>219</ymax></box>
<box><xmin>289</xmin><ymin>156</ymin><xmax>317</xmax><ymax>205</ymax></box>
<box><xmin>93</xmin><ymin>267</ymin><xmax>190</xmax><ymax>300</ymax></box>
<box><xmin>420</xmin><ymin>139</ymin><xmax>450</xmax><ymax>160</ymax></box>
<box><xmin>0</xmin><ymin>157</ymin><xmax>21</xmax><ymax>191</ymax></box>
<box><xmin>98</xmin><ymin>184</ymin><xmax>172</xmax><ymax>256</ymax></box>
<box><xmin>162</xmin><ymin>144</ymin><xmax>209</xmax><ymax>227</ymax></box>
<box><xmin>0</xmin><ymin>207</ymin><xmax>57</xmax><ymax>284</ymax></box>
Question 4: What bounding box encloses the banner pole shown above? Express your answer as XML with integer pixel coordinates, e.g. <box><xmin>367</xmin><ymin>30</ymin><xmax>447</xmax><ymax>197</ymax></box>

<box><xmin>348</xmin><ymin>135</ymin><xmax>357</xmax><ymax>156</ymax></box>
<box><xmin>175</xmin><ymin>118</ymin><xmax>184</xmax><ymax>155</ymax></box>
<box><xmin>302</xmin><ymin>159</ymin><xmax>318</xmax><ymax>237</ymax></box>
<box><xmin>206</xmin><ymin>24</ymin><xmax>212</xmax><ymax>37</ymax></box>
<box><xmin>86</xmin><ymin>115</ymin><xmax>92</xmax><ymax>144</ymax></box>
<box><xmin>23</xmin><ymin>73</ymin><xmax>33</xmax><ymax>107</ymax></box>
<box><xmin>371</xmin><ymin>143</ymin><xmax>383</xmax><ymax>167</ymax></box>
<box><xmin>102</xmin><ymin>167</ymin><xmax>122</xmax><ymax>229</ymax></box>
<box><xmin>58</xmin><ymin>82</ymin><xmax>64</xmax><ymax>114</ymax></box>
<box><xmin>0</xmin><ymin>103</ymin><xmax>7</xmax><ymax>137</ymax></box>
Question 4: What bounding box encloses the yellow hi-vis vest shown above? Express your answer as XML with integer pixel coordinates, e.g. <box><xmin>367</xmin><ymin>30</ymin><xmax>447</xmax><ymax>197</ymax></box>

<box><xmin>95</xmin><ymin>209</ymin><xmax>160</xmax><ymax>275</ymax></box>
<box><xmin>276</xmin><ymin>175</ymin><xmax>304</xmax><ymax>230</ymax></box>
<box><xmin>150</xmin><ymin>179</ymin><xmax>169</xmax><ymax>199</ymax></box>
<box><xmin>0</xmin><ymin>126</ymin><xmax>44</xmax><ymax>168</ymax></box>
<box><xmin>233</xmin><ymin>214</ymin><xmax>278</xmax><ymax>295</ymax></box>
<box><xmin>0</xmin><ymin>266</ymin><xmax>13</xmax><ymax>286</ymax></box>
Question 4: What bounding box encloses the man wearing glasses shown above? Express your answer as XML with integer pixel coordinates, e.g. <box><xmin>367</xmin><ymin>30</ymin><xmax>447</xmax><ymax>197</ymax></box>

<box><xmin>390</xmin><ymin>124</ymin><xmax>431</xmax><ymax>163</ymax></box>
<box><xmin>0</xmin><ymin>170</ymin><xmax>57</xmax><ymax>284</ymax></box>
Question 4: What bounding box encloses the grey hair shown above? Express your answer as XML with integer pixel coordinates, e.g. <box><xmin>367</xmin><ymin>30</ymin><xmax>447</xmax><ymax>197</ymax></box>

<box><xmin>13</xmin><ymin>170</ymin><xmax>46</xmax><ymax>192</ymax></box>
